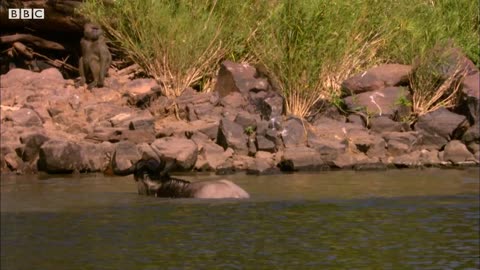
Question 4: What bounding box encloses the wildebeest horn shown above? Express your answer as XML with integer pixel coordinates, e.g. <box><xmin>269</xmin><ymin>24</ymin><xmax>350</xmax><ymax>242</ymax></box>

<box><xmin>111</xmin><ymin>151</ymin><xmax>136</xmax><ymax>176</ymax></box>
<box><xmin>111</xmin><ymin>151</ymin><xmax>176</xmax><ymax>179</ymax></box>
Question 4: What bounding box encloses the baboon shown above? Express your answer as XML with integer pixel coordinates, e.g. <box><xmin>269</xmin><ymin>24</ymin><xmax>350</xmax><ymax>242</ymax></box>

<box><xmin>77</xmin><ymin>23</ymin><xmax>112</xmax><ymax>89</ymax></box>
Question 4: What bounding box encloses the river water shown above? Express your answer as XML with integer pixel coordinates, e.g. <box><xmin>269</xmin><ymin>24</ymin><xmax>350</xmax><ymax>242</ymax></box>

<box><xmin>1</xmin><ymin>168</ymin><xmax>479</xmax><ymax>269</ymax></box>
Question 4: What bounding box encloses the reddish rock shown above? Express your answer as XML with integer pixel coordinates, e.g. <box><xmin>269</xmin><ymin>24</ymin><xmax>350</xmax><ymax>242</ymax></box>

<box><xmin>3</xmin><ymin>152</ymin><xmax>23</xmax><ymax>172</ymax></box>
<box><xmin>123</xmin><ymin>78</ymin><xmax>158</xmax><ymax>96</ymax></box>
<box><xmin>343</xmin><ymin>86</ymin><xmax>412</xmax><ymax>118</ymax></box>
<box><xmin>442</xmin><ymin>140</ymin><xmax>477</xmax><ymax>164</ymax></box>
<box><xmin>382</xmin><ymin>131</ymin><xmax>420</xmax><ymax>155</ymax></box>
<box><xmin>369</xmin><ymin>116</ymin><xmax>408</xmax><ymax>133</ymax></box>
<box><xmin>195</xmin><ymin>140</ymin><xmax>232</xmax><ymax>171</ymax></box>
<box><xmin>80</xmin><ymin>142</ymin><xmax>115</xmax><ymax>172</ymax></box>
<box><xmin>278</xmin><ymin>146</ymin><xmax>325</xmax><ymax>171</ymax></box>
<box><xmin>342</xmin><ymin>64</ymin><xmax>412</xmax><ymax>95</ymax></box>
<box><xmin>414</xmin><ymin>108</ymin><xmax>468</xmax><ymax>149</ymax></box>
<box><xmin>281</xmin><ymin>117</ymin><xmax>305</xmax><ymax>147</ymax></box>
<box><xmin>256</xmin><ymin>135</ymin><xmax>276</xmax><ymax>153</ymax></box>
<box><xmin>347</xmin><ymin>114</ymin><xmax>366</xmax><ymax>127</ymax></box>
<box><xmin>11</xmin><ymin>108</ymin><xmax>43</xmax><ymax>127</ymax></box>
<box><xmin>112</xmin><ymin>141</ymin><xmax>141</xmax><ymax>171</ymax></box>
<box><xmin>247</xmin><ymin>151</ymin><xmax>278</xmax><ymax>175</ymax></box>
<box><xmin>38</xmin><ymin>140</ymin><xmax>85</xmax><ymax>173</ymax></box>
<box><xmin>151</xmin><ymin>137</ymin><xmax>198</xmax><ymax>170</ymax></box>
<box><xmin>214</xmin><ymin>61</ymin><xmax>269</xmax><ymax>97</ymax></box>
<box><xmin>19</xmin><ymin>132</ymin><xmax>50</xmax><ymax>162</ymax></box>
<box><xmin>348</xmin><ymin>131</ymin><xmax>387</xmax><ymax>158</ymax></box>
<box><xmin>307</xmin><ymin>131</ymin><xmax>345</xmax><ymax>161</ymax></box>
<box><xmin>332</xmin><ymin>152</ymin><xmax>372</xmax><ymax>169</ymax></box>
<box><xmin>217</xmin><ymin>117</ymin><xmax>248</xmax><ymax>155</ymax></box>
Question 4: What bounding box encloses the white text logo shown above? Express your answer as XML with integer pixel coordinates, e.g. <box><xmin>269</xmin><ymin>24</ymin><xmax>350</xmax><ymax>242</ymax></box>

<box><xmin>8</xmin><ymin>8</ymin><xmax>45</xmax><ymax>19</ymax></box>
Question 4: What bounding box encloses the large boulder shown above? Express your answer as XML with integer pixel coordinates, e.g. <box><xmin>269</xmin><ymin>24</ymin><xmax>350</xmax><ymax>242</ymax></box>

<box><xmin>38</xmin><ymin>140</ymin><xmax>85</xmax><ymax>173</ymax></box>
<box><xmin>348</xmin><ymin>131</ymin><xmax>387</xmax><ymax>158</ymax></box>
<box><xmin>369</xmin><ymin>116</ymin><xmax>408</xmax><ymax>133</ymax></box>
<box><xmin>281</xmin><ymin>117</ymin><xmax>305</xmax><ymax>147</ymax></box>
<box><xmin>151</xmin><ymin>137</ymin><xmax>198</xmax><ymax>170</ymax></box>
<box><xmin>250</xmin><ymin>90</ymin><xmax>285</xmax><ymax>120</ymax></box>
<box><xmin>194</xmin><ymin>139</ymin><xmax>232</xmax><ymax>171</ymax></box>
<box><xmin>278</xmin><ymin>146</ymin><xmax>326</xmax><ymax>171</ymax></box>
<box><xmin>382</xmin><ymin>131</ymin><xmax>421</xmax><ymax>156</ymax></box>
<box><xmin>122</xmin><ymin>78</ymin><xmax>160</xmax><ymax>108</ymax></box>
<box><xmin>442</xmin><ymin>140</ymin><xmax>477</xmax><ymax>164</ymax></box>
<box><xmin>342</xmin><ymin>64</ymin><xmax>412</xmax><ymax>95</ymax></box>
<box><xmin>214</xmin><ymin>60</ymin><xmax>269</xmax><ymax>97</ymax></box>
<box><xmin>214</xmin><ymin>61</ymin><xmax>285</xmax><ymax>120</ymax></box>
<box><xmin>307</xmin><ymin>131</ymin><xmax>346</xmax><ymax>162</ymax></box>
<box><xmin>217</xmin><ymin>117</ymin><xmax>248</xmax><ymax>155</ymax></box>
<box><xmin>414</xmin><ymin>108</ymin><xmax>468</xmax><ymax>149</ymax></box>
<box><xmin>247</xmin><ymin>151</ymin><xmax>278</xmax><ymax>175</ymax></box>
<box><xmin>388</xmin><ymin>150</ymin><xmax>441</xmax><ymax>168</ymax></box>
<box><xmin>0</xmin><ymin>68</ymin><xmax>65</xmax><ymax>105</ymax></box>
<box><xmin>176</xmin><ymin>88</ymin><xmax>219</xmax><ymax>121</ymax></box>
<box><xmin>80</xmin><ymin>142</ymin><xmax>115</xmax><ymax>172</ymax></box>
<box><xmin>256</xmin><ymin>135</ymin><xmax>276</xmax><ymax>153</ymax></box>
<box><xmin>234</xmin><ymin>111</ymin><xmax>258</xmax><ymax>130</ymax></box>
<box><xmin>343</xmin><ymin>86</ymin><xmax>411</xmax><ymax>118</ymax></box>
<box><xmin>332</xmin><ymin>152</ymin><xmax>377</xmax><ymax>169</ymax></box>
<box><xmin>10</xmin><ymin>108</ymin><xmax>43</xmax><ymax>127</ymax></box>
<box><xmin>19</xmin><ymin>131</ymin><xmax>50</xmax><ymax>162</ymax></box>
<box><xmin>112</xmin><ymin>141</ymin><xmax>141</xmax><ymax>171</ymax></box>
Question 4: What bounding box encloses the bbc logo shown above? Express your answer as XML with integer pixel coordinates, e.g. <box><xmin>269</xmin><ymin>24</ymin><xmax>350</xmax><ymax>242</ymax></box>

<box><xmin>8</xmin><ymin>8</ymin><xmax>45</xmax><ymax>19</ymax></box>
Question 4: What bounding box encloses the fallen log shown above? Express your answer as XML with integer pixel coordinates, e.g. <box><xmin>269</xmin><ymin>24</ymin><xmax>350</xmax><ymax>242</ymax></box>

<box><xmin>1</xmin><ymin>34</ymin><xmax>65</xmax><ymax>50</ymax></box>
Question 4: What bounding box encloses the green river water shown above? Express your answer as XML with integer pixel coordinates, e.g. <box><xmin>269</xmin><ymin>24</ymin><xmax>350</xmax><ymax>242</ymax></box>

<box><xmin>1</xmin><ymin>168</ymin><xmax>479</xmax><ymax>269</ymax></box>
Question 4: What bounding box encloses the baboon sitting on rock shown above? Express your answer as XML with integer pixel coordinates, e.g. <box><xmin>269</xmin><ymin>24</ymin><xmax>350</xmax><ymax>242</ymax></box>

<box><xmin>77</xmin><ymin>23</ymin><xmax>112</xmax><ymax>89</ymax></box>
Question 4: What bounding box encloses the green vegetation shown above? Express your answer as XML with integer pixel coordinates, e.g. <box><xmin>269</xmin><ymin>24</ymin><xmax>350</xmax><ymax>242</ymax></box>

<box><xmin>409</xmin><ymin>40</ymin><xmax>470</xmax><ymax>117</ymax></box>
<box><xmin>82</xmin><ymin>0</ymin><xmax>478</xmax><ymax>118</ymax></box>
<box><xmin>244</xmin><ymin>126</ymin><xmax>256</xmax><ymax>136</ymax></box>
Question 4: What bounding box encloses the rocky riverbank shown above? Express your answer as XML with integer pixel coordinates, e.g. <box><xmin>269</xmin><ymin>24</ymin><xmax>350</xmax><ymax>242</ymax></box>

<box><xmin>1</xmin><ymin>53</ymin><xmax>479</xmax><ymax>176</ymax></box>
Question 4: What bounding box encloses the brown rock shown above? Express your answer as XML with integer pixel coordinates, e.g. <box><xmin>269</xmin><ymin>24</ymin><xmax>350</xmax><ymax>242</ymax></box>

<box><xmin>348</xmin><ymin>131</ymin><xmax>386</xmax><ymax>158</ymax></box>
<box><xmin>113</xmin><ymin>141</ymin><xmax>141</xmax><ymax>171</ymax></box>
<box><xmin>247</xmin><ymin>151</ymin><xmax>278</xmax><ymax>175</ymax></box>
<box><xmin>460</xmin><ymin>72</ymin><xmax>479</xmax><ymax>123</ymax></box>
<box><xmin>414</xmin><ymin>108</ymin><xmax>468</xmax><ymax>150</ymax></box>
<box><xmin>281</xmin><ymin>117</ymin><xmax>305</xmax><ymax>147</ymax></box>
<box><xmin>151</xmin><ymin>137</ymin><xmax>198</xmax><ymax>170</ymax></box>
<box><xmin>214</xmin><ymin>61</ymin><xmax>269</xmax><ymax>97</ymax></box>
<box><xmin>369</xmin><ymin>116</ymin><xmax>408</xmax><ymax>133</ymax></box>
<box><xmin>38</xmin><ymin>140</ymin><xmax>85</xmax><ymax>173</ymax></box>
<box><xmin>442</xmin><ymin>140</ymin><xmax>477</xmax><ymax>164</ymax></box>
<box><xmin>278</xmin><ymin>146</ymin><xmax>325</xmax><ymax>171</ymax></box>
<box><xmin>342</xmin><ymin>64</ymin><xmax>412</xmax><ymax>95</ymax></box>
<box><xmin>11</xmin><ymin>108</ymin><xmax>43</xmax><ymax>127</ymax></box>
<box><xmin>217</xmin><ymin>117</ymin><xmax>248</xmax><ymax>155</ymax></box>
<box><xmin>332</xmin><ymin>152</ymin><xmax>371</xmax><ymax>169</ymax></box>
<box><xmin>343</xmin><ymin>86</ymin><xmax>412</xmax><ymax>118</ymax></box>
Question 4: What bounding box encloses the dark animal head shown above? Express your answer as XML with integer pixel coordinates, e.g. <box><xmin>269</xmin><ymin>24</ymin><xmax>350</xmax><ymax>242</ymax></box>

<box><xmin>84</xmin><ymin>23</ymin><xmax>103</xmax><ymax>41</ymax></box>
<box><xmin>110</xmin><ymin>151</ymin><xmax>176</xmax><ymax>196</ymax></box>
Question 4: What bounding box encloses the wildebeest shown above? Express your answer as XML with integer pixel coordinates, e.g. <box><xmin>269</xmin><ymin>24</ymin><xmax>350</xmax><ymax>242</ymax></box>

<box><xmin>113</xmin><ymin>158</ymin><xmax>249</xmax><ymax>199</ymax></box>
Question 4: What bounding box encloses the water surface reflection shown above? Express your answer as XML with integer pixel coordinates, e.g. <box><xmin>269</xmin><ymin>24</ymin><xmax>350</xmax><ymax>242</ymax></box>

<box><xmin>1</xmin><ymin>168</ymin><xmax>479</xmax><ymax>269</ymax></box>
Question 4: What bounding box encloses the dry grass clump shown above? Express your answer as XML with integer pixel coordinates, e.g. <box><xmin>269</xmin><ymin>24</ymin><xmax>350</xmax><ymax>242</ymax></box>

<box><xmin>410</xmin><ymin>44</ymin><xmax>469</xmax><ymax>116</ymax></box>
